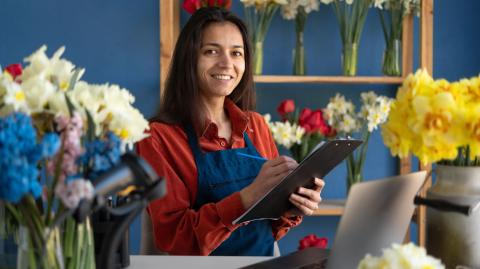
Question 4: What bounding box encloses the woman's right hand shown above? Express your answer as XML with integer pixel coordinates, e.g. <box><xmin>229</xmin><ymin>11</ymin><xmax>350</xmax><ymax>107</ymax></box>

<box><xmin>240</xmin><ymin>156</ymin><xmax>298</xmax><ymax>209</ymax></box>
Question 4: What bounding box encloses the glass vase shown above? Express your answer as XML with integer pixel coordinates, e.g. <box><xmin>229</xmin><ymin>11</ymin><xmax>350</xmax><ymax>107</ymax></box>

<box><xmin>382</xmin><ymin>39</ymin><xmax>402</xmax><ymax>76</ymax></box>
<box><xmin>293</xmin><ymin>30</ymin><xmax>306</xmax><ymax>76</ymax></box>
<box><xmin>16</xmin><ymin>226</ymin><xmax>63</xmax><ymax>269</ymax></box>
<box><xmin>253</xmin><ymin>41</ymin><xmax>264</xmax><ymax>75</ymax></box>
<box><xmin>16</xmin><ymin>218</ymin><xmax>95</xmax><ymax>269</ymax></box>
<box><xmin>346</xmin><ymin>156</ymin><xmax>362</xmax><ymax>194</ymax></box>
<box><xmin>341</xmin><ymin>42</ymin><xmax>358</xmax><ymax>76</ymax></box>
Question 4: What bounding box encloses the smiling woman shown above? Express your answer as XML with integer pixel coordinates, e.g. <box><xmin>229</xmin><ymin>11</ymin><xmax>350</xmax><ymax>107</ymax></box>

<box><xmin>136</xmin><ymin>7</ymin><xmax>325</xmax><ymax>256</ymax></box>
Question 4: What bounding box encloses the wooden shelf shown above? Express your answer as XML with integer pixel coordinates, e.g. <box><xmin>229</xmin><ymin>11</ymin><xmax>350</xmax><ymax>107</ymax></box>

<box><xmin>313</xmin><ymin>199</ymin><xmax>345</xmax><ymax>216</ymax></box>
<box><xmin>254</xmin><ymin>75</ymin><xmax>404</xmax><ymax>84</ymax></box>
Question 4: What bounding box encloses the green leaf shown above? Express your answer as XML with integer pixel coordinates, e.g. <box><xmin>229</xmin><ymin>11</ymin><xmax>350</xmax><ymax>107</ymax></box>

<box><xmin>64</xmin><ymin>93</ymin><xmax>76</xmax><ymax>118</ymax></box>
<box><xmin>85</xmin><ymin>108</ymin><xmax>96</xmax><ymax>142</ymax></box>
<box><xmin>68</xmin><ymin>68</ymin><xmax>82</xmax><ymax>91</ymax></box>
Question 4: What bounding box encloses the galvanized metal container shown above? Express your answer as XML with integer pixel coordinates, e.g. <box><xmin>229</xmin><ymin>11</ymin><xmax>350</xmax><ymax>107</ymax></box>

<box><xmin>426</xmin><ymin>165</ymin><xmax>480</xmax><ymax>269</ymax></box>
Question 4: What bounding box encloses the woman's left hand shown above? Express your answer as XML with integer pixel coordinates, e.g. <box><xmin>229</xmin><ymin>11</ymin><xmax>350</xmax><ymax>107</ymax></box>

<box><xmin>287</xmin><ymin>178</ymin><xmax>325</xmax><ymax>216</ymax></box>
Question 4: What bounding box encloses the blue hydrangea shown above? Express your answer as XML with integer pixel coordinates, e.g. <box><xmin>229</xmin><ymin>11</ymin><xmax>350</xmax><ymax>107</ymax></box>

<box><xmin>79</xmin><ymin>132</ymin><xmax>122</xmax><ymax>180</ymax></box>
<box><xmin>0</xmin><ymin>113</ymin><xmax>51</xmax><ymax>203</ymax></box>
<box><xmin>41</xmin><ymin>132</ymin><xmax>60</xmax><ymax>157</ymax></box>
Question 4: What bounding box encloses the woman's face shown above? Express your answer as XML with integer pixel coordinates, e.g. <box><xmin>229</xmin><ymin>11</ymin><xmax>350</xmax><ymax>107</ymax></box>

<box><xmin>197</xmin><ymin>22</ymin><xmax>245</xmax><ymax>100</ymax></box>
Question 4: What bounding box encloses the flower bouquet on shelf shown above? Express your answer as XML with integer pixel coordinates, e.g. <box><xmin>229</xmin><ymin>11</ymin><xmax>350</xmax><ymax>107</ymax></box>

<box><xmin>357</xmin><ymin>242</ymin><xmax>445</xmax><ymax>269</ymax></box>
<box><xmin>241</xmin><ymin>0</ymin><xmax>288</xmax><ymax>75</ymax></box>
<box><xmin>320</xmin><ymin>0</ymin><xmax>381</xmax><ymax>76</ymax></box>
<box><xmin>377</xmin><ymin>0</ymin><xmax>420</xmax><ymax>76</ymax></box>
<box><xmin>0</xmin><ymin>46</ymin><xmax>149</xmax><ymax>269</ymax></box>
<box><xmin>182</xmin><ymin>0</ymin><xmax>232</xmax><ymax>14</ymax></box>
<box><xmin>324</xmin><ymin>92</ymin><xmax>392</xmax><ymax>193</ymax></box>
<box><xmin>298</xmin><ymin>234</ymin><xmax>328</xmax><ymax>250</ymax></box>
<box><xmin>264</xmin><ymin>99</ymin><xmax>336</xmax><ymax>162</ymax></box>
<box><xmin>281</xmin><ymin>0</ymin><xmax>320</xmax><ymax>75</ymax></box>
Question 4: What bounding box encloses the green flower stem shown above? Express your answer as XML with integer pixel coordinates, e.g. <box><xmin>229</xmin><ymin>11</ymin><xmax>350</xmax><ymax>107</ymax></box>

<box><xmin>378</xmin><ymin>3</ymin><xmax>407</xmax><ymax>76</ymax></box>
<box><xmin>46</xmin><ymin>141</ymin><xmax>66</xmax><ymax>226</ymax></box>
<box><xmin>18</xmin><ymin>204</ymin><xmax>43</xmax><ymax>257</ymax></box>
<box><xmin>253</xmin><ymin>41</ymin><xmax>264</xmax><ymax>75</ymax></box>
<box><xmin>5</xmin><ymin>203</ymin><xmax>21</xmax><ymax>224</ymax></box>
<box><xmin>293</xmin><ymin>31</ymin><xmax>306</xmax><ymax>75</ymax></box>
<box><xmin>247</xmin><ymin>3</ymin><xmax>280</xmax><ymax>75</ymax></box>
<box><xmin>85</xmin><ymin>219</ymin><xmax>95</xmax><ymax>269</ymax></box>
<box><xmin>382</xmin><ymin>39</ymin><xmax>401</xmax><ymax>76</ymax></box>
<box><xmin>293</xmin><ymin>8</ymin><xmax>307</xmax><ymax>76</ymax></box>
<box><xmin>332</xmin><ymin>0</ymin><xmax>373</xmax><ymax>76</ymax></box>
<box><xmin>346</xmin><ymin>130</ymin><xmax>371</xmax><ymax>193</ymax></box>
<box><xmin>357</xmin><ymin>131</ymin><xmax>371</xmax><ymax>177</ymax></box>
<box><xmin>342</xmin><ymin>43</ymin><xmax>358</xmax><ymax>76</ymax></box>
<box><xmin>64</xmin><ymin>217</ymin><xmax>75</xmax><ymax>260</ymax></box>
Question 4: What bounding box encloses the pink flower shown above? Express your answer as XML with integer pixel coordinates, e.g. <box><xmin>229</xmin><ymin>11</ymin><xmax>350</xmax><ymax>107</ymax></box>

<box><xmin>47</xmin><ymin>113</ymin><xmax>84</xmax><ymax>182</ymax></box>
<box><xmin>55</xmin><ymin>179</ymin><xmax>94</xmax><ymax>209</ymax></box>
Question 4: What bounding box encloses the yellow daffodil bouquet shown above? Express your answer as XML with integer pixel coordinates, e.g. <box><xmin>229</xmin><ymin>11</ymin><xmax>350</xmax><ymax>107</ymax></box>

<box><xmin>381</xmin><ymin>69</ymin><xmax>480</xmax><ymax>166</ymax></box>
<box><xmin>358</xmin><ymin>243</ymin><xmax>445</xmax><ymax>269</ymax></box>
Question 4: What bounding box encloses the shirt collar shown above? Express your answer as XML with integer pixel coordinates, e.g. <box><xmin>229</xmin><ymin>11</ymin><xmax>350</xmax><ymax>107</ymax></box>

<box><xmin>201</xmin><ymin>98</ymin><xmax>250</xmax><ymax>140</ymax></box>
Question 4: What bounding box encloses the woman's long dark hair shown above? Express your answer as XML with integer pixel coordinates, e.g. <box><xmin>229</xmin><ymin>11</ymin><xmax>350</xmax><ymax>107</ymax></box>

<box><xmin>152</xmin><ymin>7</ymin><xmax>255</xmax><ymax>130</ymax></box>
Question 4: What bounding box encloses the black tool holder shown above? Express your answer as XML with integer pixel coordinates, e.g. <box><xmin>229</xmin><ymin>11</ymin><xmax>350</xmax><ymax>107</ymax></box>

<box><xmin>71</xmin><ymin>152</ymin><xmax>166</xmax><ymax>269</ymax></box>
<box><xmin>95</xmin><ymin>179</ymin><xmax>165</xmax><ymax>269</ymax></box>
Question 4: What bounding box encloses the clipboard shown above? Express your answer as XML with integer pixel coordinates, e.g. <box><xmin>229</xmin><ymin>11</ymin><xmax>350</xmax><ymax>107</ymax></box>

<box><xmin>233</xmin><ymin>139</ymin><xmax>363</xmax><ymax>224</ymax></box>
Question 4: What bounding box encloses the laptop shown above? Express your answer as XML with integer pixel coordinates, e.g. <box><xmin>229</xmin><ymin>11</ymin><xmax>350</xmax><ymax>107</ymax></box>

<box><xmin>241</xmin><ymin>171</ymin><xmax>427</xmax><ymax>269</ymax></box>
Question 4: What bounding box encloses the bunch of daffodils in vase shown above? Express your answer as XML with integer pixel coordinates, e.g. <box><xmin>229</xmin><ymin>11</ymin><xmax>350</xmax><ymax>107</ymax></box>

<box><xmin>382</xmin><ymin>70</ymin><xmax>480</xmax><ymax>268</ymax></box>
<box><xmin>382</xmin><ymin>69</ymin><xmax>480</xmax><ymax>166</ymax></box>
<box><xmin>241</xmin><ymin>0</ymin><xmax>288</xmax><ymax>75</ymax></box>
<box><xmin>324</xmin><ymin>92</ymin><xmax>392</xmax><ymax>193</ymax></box>
<box><xmin>377</xmin><ymin>0</ymin><xmax>420</xmax><ymax>76</ymax></box>
<box><xmin>265</xmin><ymin>99</ymin><xmax>335</xmax><ymax>162</ymax></box>
<box><xmin>358</xmin><ymin>243</ymin><xmax>445</xmax><ymax>269</ymax></box>
<box><xmin>320</xmin><ymin>0</ymin><xmax>381</xmax><ymax>76</ymax></box>
<box><xmin>281</xmin><ymin>0</ymin><xmax>320</xmax><ymax>75</ymax></box>
<box><xmin>0</xmin><ymin>46</ymin><xmax>149</xmax><ymax>269</ymax></box>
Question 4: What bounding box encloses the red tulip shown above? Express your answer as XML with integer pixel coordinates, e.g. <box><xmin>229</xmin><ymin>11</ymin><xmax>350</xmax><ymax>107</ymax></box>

<box><xmin>298</xmin><ymin>234</ymin><xmax>328</xmax><ymax>250</ymax></box>
<box><xmin>298</xmin><ymin>109</ymin><xmax>327</xmax><ymax>134</ymax></box>
<box><xmin>4</xmin><ymin>63</ymin><xmax>22</xmax><ymax>80</ymax></box>
<box><xmin>208</xmin><ymin>0</ymin><xmax>232</xmax><ymax>9</ymax></box>
<box><xmin>182</xmin><ymin>0</ymin><xmax>202</xmax><ymax>14</ymax></box>
<box><xmin>277</xmin><ymin>99</ymin><xmax>295</xmax><ymax>121</ymax></box>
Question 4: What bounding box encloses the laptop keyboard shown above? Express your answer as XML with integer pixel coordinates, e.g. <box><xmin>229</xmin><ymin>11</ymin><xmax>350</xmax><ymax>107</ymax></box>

<box><xmin>298</xmin><ymin>259</ymin><xmax>328</xmax><ymax>269</ymax></box>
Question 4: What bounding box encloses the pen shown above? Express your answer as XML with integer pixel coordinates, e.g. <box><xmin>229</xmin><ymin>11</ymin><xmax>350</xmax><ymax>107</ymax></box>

<box><xmin>236</xmin><ymin>152</ymin><xmax>268</xmax><ymax>161</ymax></box>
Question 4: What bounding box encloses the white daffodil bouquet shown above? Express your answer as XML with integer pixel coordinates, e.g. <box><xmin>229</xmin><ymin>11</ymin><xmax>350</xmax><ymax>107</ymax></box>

<box><xmin>241</xmin><ymin>0</ymin><xmax>288</xmax><ymax>74</ymax></box>
<box><xmin>358</xmin><ymin>243</ymin><xmax>445</xmax><ymax>269</ymax></box>
<box><xmin>323</xmin><ymin>91</ymin><xmax>392</xmax><ymax>192</ymax></box>
<box><xmin>280</xmin><ymin>0</ymin><xmax>320</xmax><ymax>75</ymax></box>
<box><xmin>0</xmin><ymin>46</ymin><xmax>149</xmax><ymax>268</ymax></box>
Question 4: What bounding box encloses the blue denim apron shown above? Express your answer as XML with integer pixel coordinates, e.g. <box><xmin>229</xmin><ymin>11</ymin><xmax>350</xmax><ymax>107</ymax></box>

<box><xmin>185</xmin><ymin>125</ymin><xmax>274</xmax><ymax>256</ymax></box>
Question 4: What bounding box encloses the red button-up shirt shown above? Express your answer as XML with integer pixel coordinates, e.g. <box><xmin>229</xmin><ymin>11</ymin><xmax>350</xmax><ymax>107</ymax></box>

<box><xmin>136</xmin><ymin>99</ymin><xmax>302</xmax><ymax>255</ymax></box>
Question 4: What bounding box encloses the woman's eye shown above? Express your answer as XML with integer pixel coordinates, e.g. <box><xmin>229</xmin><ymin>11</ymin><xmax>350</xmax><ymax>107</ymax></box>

<box><xmin>205</xmin><ymin>49</ymin><xmax>217</xmax><ymax>55</ymax></box>
<box><xmin>232</xmin><ymin>51</ymin><xmax>243</xmax><ymax>57</ymax></box>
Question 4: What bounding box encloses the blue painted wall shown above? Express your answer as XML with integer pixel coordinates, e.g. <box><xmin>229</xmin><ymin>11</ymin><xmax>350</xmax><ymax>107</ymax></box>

<box><xmin>1</xmin><ymin>0</ymin><xmax>479</xmax><ymax>256</ymax></box>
